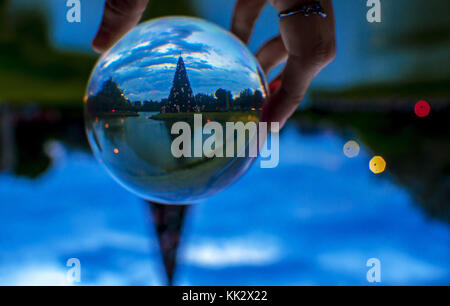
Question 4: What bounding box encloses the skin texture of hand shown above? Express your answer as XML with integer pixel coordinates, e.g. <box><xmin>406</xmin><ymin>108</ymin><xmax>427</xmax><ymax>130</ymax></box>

<box><xmin>232</xmin><ymin>0</ymin><xmax>336</xmax><ymax>128</ymax></box>
<box><xmin>92</xmin><ymin>0</ymin><xmax>336</xmax><ymax>129</ymax></box>
<box><xmin>92</xmin><ymin>0</ymin><xmax>149</xmax><ymax>53</ymax></box>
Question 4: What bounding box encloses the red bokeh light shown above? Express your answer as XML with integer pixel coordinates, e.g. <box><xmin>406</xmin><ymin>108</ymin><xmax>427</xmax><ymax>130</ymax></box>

<box><xmin>414</xmin><ymin>100</ymin><xmax>430</xmax><ymax>118</ymax></box>
<box><xmin>269</xmin><ymin>79</ymin><xmax>282</xmax><ymax>94</ymax></box>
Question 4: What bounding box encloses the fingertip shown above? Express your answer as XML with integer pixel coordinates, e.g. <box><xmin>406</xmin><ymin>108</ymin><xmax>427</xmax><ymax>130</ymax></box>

<box><xmin>91</xmin><ymin>31</ymin><xmax>106</xmax><ymax>53</ymax></box>
<box><xmin>231</xmin><ymin>0</ymin><xmax>268</xmax><ymax>44</ymax></box>
<box><xmin>91</xmin><ymin>40</ymin><xmax>104</xmax><ymax>54</ymax></box>
<box><xmin>92</xmin><ymin>0</ymin><xmax>149</xmax><ymax>53</ymax></box>
<box><xmin>91</xmin><ymin>27</ymin><xmax>113</xmax><ymax>54</ymax></box>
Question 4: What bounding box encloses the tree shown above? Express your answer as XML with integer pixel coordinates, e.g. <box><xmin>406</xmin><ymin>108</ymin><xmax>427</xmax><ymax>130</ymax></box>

<box><xmin>87</xmin><ymin>78</ymin><xmax>135</xmax><ymax>115</ymax></box>
<box><xmin>215</xmin><ymin>88</ymin><xmax>233</xmax><ymax>111</ymax></box>
<box><xmin>233</xmin><ymin>89</ymin><xmax>264</xmax><ymax>111</ymax></box>
<box><xmin>167</xmin><ymin>56</ymin><xmax>196</xmax><ymax>113</ymax></box>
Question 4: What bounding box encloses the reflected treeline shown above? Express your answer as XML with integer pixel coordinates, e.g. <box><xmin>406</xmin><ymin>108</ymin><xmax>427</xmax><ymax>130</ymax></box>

<box><xmin>292</xmin><ymin>108</ymin><xmax>450</xmax><ymax>223</ymax></box>
<box><xmin>0</xmin><ymin>105</ymin><xmax>88</xmax><ymax>178</ymax></box>
<box><xmin>87</xmin><ymin>56</ymin><xmax>264</xmax><ymax>117</ymax></box>
<box><xmin>3</xmin><ymin>105</ymin><xmax>449</xmax><ymax>223</ymax></box>
<box><xmin>86</xmin><ymin>78</ymin><xmax>138</xmax><ymax>116</ymax></box>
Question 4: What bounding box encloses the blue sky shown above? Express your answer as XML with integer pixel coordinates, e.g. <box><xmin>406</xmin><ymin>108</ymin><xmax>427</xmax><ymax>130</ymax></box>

<box><xmin>88</xmin><ymin>17</ymin><xmax>266</xmax><ymax>102</ymax></box>
<box><xmin>0</xmin><ymin>127</ymin><xmax>448</xmax><ymax>285</ymax></box>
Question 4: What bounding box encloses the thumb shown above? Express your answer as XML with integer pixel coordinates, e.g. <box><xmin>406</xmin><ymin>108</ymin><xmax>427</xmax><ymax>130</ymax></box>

<box><xmin>92</xmin><ymin>0</ymin><xmax>149</xmax><ymax>53</ymax></box>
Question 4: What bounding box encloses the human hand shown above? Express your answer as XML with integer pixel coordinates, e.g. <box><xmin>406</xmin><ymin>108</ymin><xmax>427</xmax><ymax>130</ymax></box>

<box><xmin>92</xmin><ymin>1</ymin><xmax>336</xmax><ymax>129</ymax></box>
<box><xmin>231</xmin><ymin>0</ymin><xmax>336</xmax><ymax>128</ymax></box>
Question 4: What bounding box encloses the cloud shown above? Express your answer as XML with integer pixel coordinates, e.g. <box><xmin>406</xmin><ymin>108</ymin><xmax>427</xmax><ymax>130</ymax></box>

<box><xmin>183</xmin><ymin>238</ymin><xmax>280</xmax><ymax>268</ymax></box>
<box><xmin>99</xmin><ymin>21</ymin><xmax>213</xmax><ymax>75</ymax></box>
<box><xmin>88</xmin><ymin>18</ymin><xmax>265</xmax><ymax>101</ymax></box>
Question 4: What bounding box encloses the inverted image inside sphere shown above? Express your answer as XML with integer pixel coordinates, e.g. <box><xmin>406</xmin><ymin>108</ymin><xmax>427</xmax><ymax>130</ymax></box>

<box><xmin>85</xmin><ymin>17</ymin><xmax>268</xmax><ymax>204</ymax></box>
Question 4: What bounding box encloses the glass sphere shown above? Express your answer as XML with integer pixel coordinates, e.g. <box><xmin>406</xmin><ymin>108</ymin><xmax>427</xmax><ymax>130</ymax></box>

<box><xmin>85</xmin><ymin>17</ymin><xmax>267</xmax><ymax>204</ymax></box>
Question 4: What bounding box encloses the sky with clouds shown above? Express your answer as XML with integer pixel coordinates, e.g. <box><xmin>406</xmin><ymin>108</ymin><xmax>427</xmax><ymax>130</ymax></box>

<box><xmin>88</xmin><ymin>17</ymin><xmax>266</xmax><ymax>102</ymax></box>
<box><xmin>1</xmin><ymin>127</ymin><xmax>449</xmax><ymax>285</ymax></box>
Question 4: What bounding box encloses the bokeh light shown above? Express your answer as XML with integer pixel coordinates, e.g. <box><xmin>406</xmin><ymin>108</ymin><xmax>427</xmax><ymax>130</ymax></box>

<box><xmin>414</xmin><ymin>100</ymin><xmax>430</xmax><ymax>117</ymax></box>
<box><xmin>343</xmin><ymin>140</ymin><xmax>360</xmax><ymax>158</ymax></box>
<box><xmin>369</xmin><ymin>156</ymin><xmax>386</xmax><ymax>174</ymax></box>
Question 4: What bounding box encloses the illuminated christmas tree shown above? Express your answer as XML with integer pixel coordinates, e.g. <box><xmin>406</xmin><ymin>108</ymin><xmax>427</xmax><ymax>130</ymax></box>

<box><xmin>167</xmin><ymin>56</ymin><xmax>196</xmax><ymax>113</ymax></box>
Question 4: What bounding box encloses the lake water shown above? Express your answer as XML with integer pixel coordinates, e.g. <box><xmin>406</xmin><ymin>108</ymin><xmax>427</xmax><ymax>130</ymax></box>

<box><xmin>88</xmin><ymin>111</ymin><xmax>258</xmax><ymax>203</ymax></box>
<box><xmin>0</xmin><ymin>123</ymin><xmax>448</xmax><ymax>285</ymax></box>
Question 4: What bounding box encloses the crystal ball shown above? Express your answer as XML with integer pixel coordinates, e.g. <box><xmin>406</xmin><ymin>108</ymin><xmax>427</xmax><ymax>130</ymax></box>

<box><xmin>85</xmin><ymin>17</ymin><xmax>267</xmax><ymax>204</ymax></box>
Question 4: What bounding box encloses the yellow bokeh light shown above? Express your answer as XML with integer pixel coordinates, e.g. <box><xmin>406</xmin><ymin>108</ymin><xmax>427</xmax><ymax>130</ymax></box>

<box><xmin>113</xmin><ymin>148</ymin><xmax>119</xmax><ymax>154</ymax></box>
<box><xmin>369</xmin><ymin>156</ymin><xmax>386</xmax><ymax>174</ymax></box>
<box><xmin>343</xmin><ymin>140</ymin><xmax>360</xmax><ymax>158</ymax></box>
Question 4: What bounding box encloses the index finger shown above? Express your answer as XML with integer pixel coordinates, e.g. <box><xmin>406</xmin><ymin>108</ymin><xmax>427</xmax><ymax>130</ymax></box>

<box><xmin>231</xmin><ymin>0</ymin><xmax>268</xmax><ymax>44</ymax></box>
